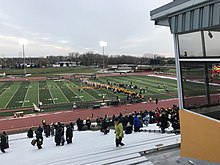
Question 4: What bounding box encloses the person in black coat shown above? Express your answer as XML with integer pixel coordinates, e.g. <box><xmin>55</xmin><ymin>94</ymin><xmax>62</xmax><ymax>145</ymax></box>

<box><xmin>55</xmin><ymin>123</ymin><xmax>65</xmax><ymax>146</ymax></box>
<box><xmin>121</xmin><ymin>115</ymin><xmax>128</xmax><ymax>130</ymax></box>
<box><xmin>27</xmin><ymin>128</ymin><xmax>34</xmax><ymax>138</ymax></box>
<box><xmin>70</xmin><ymin>122</ymin><xmax>74</xmax><ymax>129</ymax></box>
<box><xmin>55</xmin><ymin>127</ymin><xmax>62</xmax><ymax>146</ymax></box>
<box><xmin>155</xmin><ymin>98</ymin><xmax>158</xmax><ymax>104</ymax></box>
<box><xmin>76</xmin><ymin>118</ymin><xmax>84</xmax><ymax>131</ymax></box>
<box><xmin>125</xmin><ymin>122</ymin><xmax>132</xmax><ymax>134</ymax></box>
<box><xmin>85</xmin><ymin>118</ymin><xmax>91</xmax><ymax>130</ymax></box>
<box><xmin>0</xmin><ymin>131</ymin><xmax>9</xmax><ymax>153</ymax></box>
<box><xmin>101</xmin><ymin>120</ymin><xmax>109</xmax><ymax>134</ymax></box>
<box><xmin>37</xmin><ymin>125</ymin><xmax>43</xmax><ymax>134</ymax></box>
<box><xmin>128</xmin><ymin>114</ymin><xmax>134</xmax><ymax>126</ymax></box>
<box><xmin>59</xmin><ymin>123</ymin><xmax>65</xmax><ymax>145</ymax></box>
<box><xmin>66</xmin><ymin>125</ymin><xmax>73</xmax><ymax>144</ymax></box>
<box><xmin>35</xmin><ymin>130</ymin><xmax>43</xmax><ymax>149</ymax></box>
<box><xmin>170</xmin><ymin>112</ymin><xmax>180</xmax><ymax>132</ymax></box>
<box><xmin>44</xmin><ymin>125</ymin><xmax>50</xmax><ymax>137</ymax></box>
<box><xmin>159</xmin><ymin>112</ymin><xmax>169</xmax><ymax>133</ymax></box>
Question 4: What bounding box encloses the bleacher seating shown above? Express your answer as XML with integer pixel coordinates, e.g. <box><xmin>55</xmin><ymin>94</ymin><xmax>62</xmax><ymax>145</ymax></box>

<box><xmin>41</xmin><ymin>130</ymin><xmax>180</xmax><ymax>165</ymax></box>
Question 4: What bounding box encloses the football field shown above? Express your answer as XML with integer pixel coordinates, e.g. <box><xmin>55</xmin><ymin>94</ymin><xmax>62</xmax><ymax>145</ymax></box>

<box><xmin>0</xmin><ymin>75</ymin><xmax>179</xmax><ymax>114</ymax></box>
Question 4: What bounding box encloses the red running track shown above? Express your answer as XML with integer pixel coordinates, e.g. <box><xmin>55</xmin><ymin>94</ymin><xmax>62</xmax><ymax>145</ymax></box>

<box><xmin>0</xmin><ymin>98</ymin><xmax>178</xmax><ymax>133</ymax></box>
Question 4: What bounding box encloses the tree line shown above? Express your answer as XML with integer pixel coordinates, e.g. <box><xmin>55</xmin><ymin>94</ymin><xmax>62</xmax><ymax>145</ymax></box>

<box><xmin>0</xmin><ymin>52</ymin><xmax>175</xmax><ymax>69</ymax></box>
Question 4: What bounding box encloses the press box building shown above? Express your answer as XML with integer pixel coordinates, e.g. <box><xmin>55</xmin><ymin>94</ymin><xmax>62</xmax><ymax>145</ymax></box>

<box><xmin>151</xmin><ymin>0</ymin><xmax>220</xmax><ymax>164</ymax></box>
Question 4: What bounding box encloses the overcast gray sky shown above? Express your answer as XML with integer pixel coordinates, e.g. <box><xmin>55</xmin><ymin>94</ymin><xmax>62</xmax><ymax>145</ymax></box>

<box><xmin>0</xmin><ymin>0</ymin><xmax>173</xmax><ymax>58</ymax></box>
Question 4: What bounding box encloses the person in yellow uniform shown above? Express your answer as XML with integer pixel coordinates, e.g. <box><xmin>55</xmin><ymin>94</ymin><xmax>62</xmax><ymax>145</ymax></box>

<box><xmin>114</xmin><ymin>118</ymin><xmax>125</xmax><ymax>147</ymax></box>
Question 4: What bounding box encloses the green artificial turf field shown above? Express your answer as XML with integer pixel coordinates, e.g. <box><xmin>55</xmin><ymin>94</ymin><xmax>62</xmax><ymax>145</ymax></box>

<box><xmin>0</xmin><ymin>75</ymin><xmax>179</xmax><ymax>112</ymax></box>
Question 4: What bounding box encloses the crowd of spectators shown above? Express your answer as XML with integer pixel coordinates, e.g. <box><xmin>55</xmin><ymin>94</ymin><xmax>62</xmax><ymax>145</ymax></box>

<box><xmin>0</xmin><ymin>105</ymin><xmax>180</xmax><ymax>152</ymax></box>
<box><xmin>74</xmin><ymin>104</ymin><xmax>180</xmax><ymax>135</ymax></box>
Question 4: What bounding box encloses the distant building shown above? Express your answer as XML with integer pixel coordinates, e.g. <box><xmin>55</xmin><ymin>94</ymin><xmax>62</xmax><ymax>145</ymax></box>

<box><xmin>117</xmin><ymin>64</ymin><xmax>136</xmax><ymax>70</ymax></box>
<box><xmin>52</xmin><ymin>61</ymin><xmax>77</xmax><ymax>67</ymax></box>
<box><xmin>108</xmin><ymin>64</ymin><xmax>137</xmax><ymax>73</ymax></box>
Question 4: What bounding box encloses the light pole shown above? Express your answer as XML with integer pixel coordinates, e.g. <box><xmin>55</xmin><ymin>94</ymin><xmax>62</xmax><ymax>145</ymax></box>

<box><xmin>18</xmin><ymin>39</ymin><xmax>28</xmax><ymax>77</ymax></box>
<box><xmin>99</xmin><ymin>41</ymin><xmax>107</xmax><ymax>73</ymax></box>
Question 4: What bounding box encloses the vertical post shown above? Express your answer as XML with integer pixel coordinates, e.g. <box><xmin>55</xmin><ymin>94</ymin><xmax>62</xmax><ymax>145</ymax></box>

<box><xmin>102</xmin><ymin>46</ymin><xmax>104</xmax><ymax>73</ymax></box>
<box><xmin>100</xmin><ymin>41</ymin><xmax>107</xmax><ymax>73</ymax></box>
<box><xmin>18</xmin><ymin>39</ymin><xmax>28</xmax><ymax>77</ymax></box>
<box><xmin>22</xmin><ymin>44</ymin><xmax>26</xmax><ymax>77</ymax></box>
<box><xmin>201</xmin><ymin>31</ymin><xmax>210</xmax><ymax>105</ymax></box>
<box><xmin>173</xmin><ymin>34</ymin><xmax>183</xmax><ymax>109</ymax></box>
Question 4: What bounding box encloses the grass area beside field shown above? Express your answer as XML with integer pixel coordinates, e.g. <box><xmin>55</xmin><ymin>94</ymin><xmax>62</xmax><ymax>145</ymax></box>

<box><xmin>1</xmin><ymin>66</ymin><xmax>97</xmax><ymax>77</ymax></box>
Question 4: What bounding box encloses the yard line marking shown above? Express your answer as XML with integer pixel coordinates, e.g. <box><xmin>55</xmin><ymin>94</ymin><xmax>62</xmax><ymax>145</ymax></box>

<box><xmin>0</xmin><ymin>83</ymin><xmax>12</xmax><ymax>97</ymax></box>
<box><xmin>100</xmin><ymin>88</ymin><xmax>118</xmax><ymax>100</ymax></box>
<box><xmin>54</xmin><ymin>81</ymin><xmax>70</xmax><ymax>103</ymax></box>
<box><xmin>22</xmin><ymin>82</ymin><xmax>30</xmax><ymax>107</ymax></box>
<box><xmin>67</xmin><ymin>85</ymin><xmax>84</xmax><ymax>102</ymax></box>
<box><xmin>38</xmin><ymin>81</ymin><xmax>39</xmax><ymax>105</ymax></box>
<box><xmin>4</xmin><ymin>83</ymin><xmax>21</xmax><ymax>109</ymax></box>
<box><xmin>47</xmin><ymin>81</ymin><xmax>55</xmax><ymax>104</ymax></box>
<box><xmin>82</xmin><ymin>89</ymin><xmax>97</xmax><ymax>101</ymax></box>
<box><xmin>69</xmin><ymin>82</ymin><xmax>95</xmax><ymax>101</ymax></box>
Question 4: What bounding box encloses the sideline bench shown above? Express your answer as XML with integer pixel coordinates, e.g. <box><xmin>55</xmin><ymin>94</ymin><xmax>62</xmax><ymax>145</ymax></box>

<box><xmin>93</xmin><ymin>105</ymin><xmax>100</xmax><ymax>109</ymax></box>
<box><xmin>13</xmin><ymin>111</ymin><xmax>24</xmax><ymax>118</ymax></box>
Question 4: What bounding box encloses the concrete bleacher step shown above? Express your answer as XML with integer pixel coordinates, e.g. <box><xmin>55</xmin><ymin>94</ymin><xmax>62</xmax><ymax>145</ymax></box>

<box><xmin>108</xmin><ymin>156</ymin><xmax>150</xmax><ymax>165</ymax></box>
<box><xmin>45</xmin><ymin>135</ymin><xmax>180</xmax><ymax>165</ymax></box>
<box><xmin>141</xmin><ymin>129</ymin><xmax>177</xmax><ymax>134</ymax></box>
<box><xmin>48</xmin><ymin>147</ymin><xmax>143</xmax><ymax>165</ymax></box>
<box><xmin>138</xmin><ymin>161</ymin><xmax>154</xmax><ymax>165</ymax></box>
<box><xmin>79</xmin><ymin>153</ymin><xmax>141</xmax><ymax>165</ymax></box>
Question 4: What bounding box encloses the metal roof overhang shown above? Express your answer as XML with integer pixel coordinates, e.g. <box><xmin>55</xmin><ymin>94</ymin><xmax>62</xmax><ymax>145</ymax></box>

<box><xmin>150</xmin><ymin>0</ymin><xmax>220</xmax><ymax>34</ymax></box>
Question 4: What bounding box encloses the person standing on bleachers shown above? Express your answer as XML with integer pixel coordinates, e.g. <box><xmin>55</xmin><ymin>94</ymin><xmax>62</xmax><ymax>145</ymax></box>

<box><xmin>125</xmin><ymin>122</ymin><xmax>132</xmax><ymax>134</ymax></box>
<box><xmin>76</xmin><ymin>118</ymin><xmax>84</xmax><ymax>131</ymax></box>
<box><xmin>159</xmin><ymin>111</ymin><xmax>169</xmax><ymax>133</ymax></box>
<box><xmin>121</xmin><ymin>115</ymin><xmax>128</xmax><ymax>130</ymax></box>
<box><xmin>66</xmin><ymin>124</ymin><xmax>73</xmax><ymax>144</ymax></box>
<box><xmin>101</xmin><ymin>119</ymin><xmax>109</xmax><ymax>134</ymax></box>
<box><xmin>42</xmin><ymin>119</ymin><xmax>46</xmax><ymax>128</ymax></box>
<box><xmin>149</xmin><ymin>111</ymin><xmax>156</xmax><ymax>124</ymax></box>
<box><xmin>35</xmin><ymin>130</ymin><xmax>43</xmax><ymax>149</ymax></box>
<box><xmin>143</xmin><ymin>111</ymin><xmax>150</xmax><ymax>126</ymax></box>
<box><xmin>170</xmin><ymin>112</ymin><xmax>180</xmax><ymax>133</ymax></box>
<box><xmin>133</xmin><ymin>114</ymin><xmax>141</xmax><ymax>132</ymax></box>
<box><xmin>44</xmin><ymin>124</ymin><xmax>50</xmax><ymax>137</ymax></box>
<box><xmin>114</xmin><ymin>118</ymin><xmax>125</xmax><ymax>147</ymax></box>
<box><xmin>37</xmin><ymin>125</ymin><xmax>43</xmax><ymax>134</ymax></box>
<box><xmin>55</xmin><ymin>122</ymin><xmax>65</xmax><ymax>146</ymax></box>
<box><xmin>0</xmin><ymin>131</ymin><xmax>9</xmax><ymax>153</ymax></box>
<box><xmin>128</xmin><ymin>113</ymin><xmax>134</xmax><ymax>127</ymax></box>
<box><xmin>50</xmin><ymin>123</ymin><xmax>55</xmax><ymax>137</ymax></box>
<box><xmin>86</xmin><ymin>118</ymin><xmax>91</xmax><ymax>130</ymax></box>
<box><xmin>55</xmin><ymin>127</ymin><xmax>62</xmax><ymax>146</ymax></box>
<box><xmin>27</xmin><ymin>128</ymin><xmax>34</xmax><ymax>138</ymax></box>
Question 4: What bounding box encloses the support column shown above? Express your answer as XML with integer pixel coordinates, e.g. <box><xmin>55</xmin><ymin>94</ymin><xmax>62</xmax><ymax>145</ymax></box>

<box><xmin>173</xmin><ymin>34</ymin><xmax>183</xmax><ymax>109</ymax></box>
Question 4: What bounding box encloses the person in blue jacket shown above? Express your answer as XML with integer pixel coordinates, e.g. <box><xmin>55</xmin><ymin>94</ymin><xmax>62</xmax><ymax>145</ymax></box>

<box><xmin>133</xmin><ymin>114</ymin><xmax>141</xmax><ymax>132</ymax></box>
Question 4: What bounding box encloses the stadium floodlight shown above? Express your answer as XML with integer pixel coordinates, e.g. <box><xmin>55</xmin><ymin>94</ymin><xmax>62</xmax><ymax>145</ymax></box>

<box><xmin>99</xmin><ymin>41</ymin><xmax>107</xmax><ymax>47</ymax></box>
<box><xmin>18</xmin><ymin>38</ymin><xmax>29</xmax><ymax>45</ymax></box>
<box><xmin>18</xmin><ymin>38</ymin><xmax>28</xmax><ymax>77</ymax></box>
<box><xmin>99</xmin><ymin>41</ymin><xmax>107</xmax><ymax>73</ymax></box>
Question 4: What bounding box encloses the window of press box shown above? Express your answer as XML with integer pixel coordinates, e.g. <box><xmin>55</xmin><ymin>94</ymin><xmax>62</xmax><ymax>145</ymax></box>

<box><xmin>204</xmin><ymin>31</ymin><xmax>220</xmax><ymax>57</ymax></box>
<box><xmin>181</xmin><ymin>62</ymin><xmax>220</xmax><ymax>120</ymax></box>
<box><xmin>181</xmin><ymin>62</ymin><xmax>207</xmax><ymax>108</ymax></box>
<box><xmin>178</xmin><ymin>32</ymin><xmax>203</xmax><ymax>58</ymax></box>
